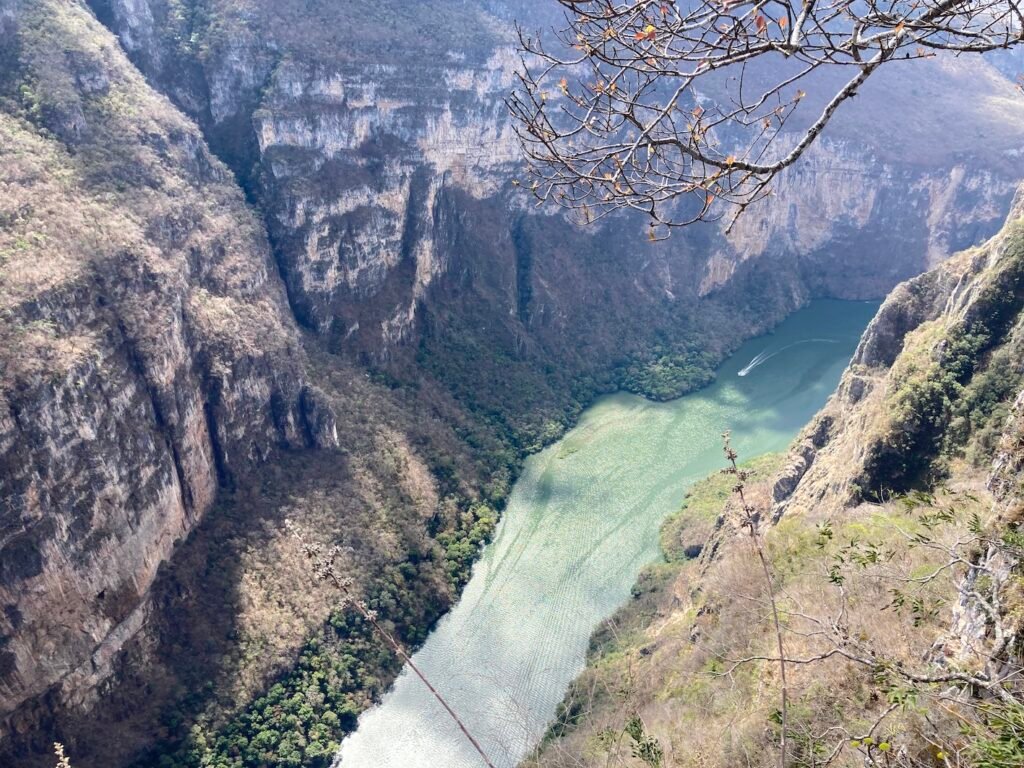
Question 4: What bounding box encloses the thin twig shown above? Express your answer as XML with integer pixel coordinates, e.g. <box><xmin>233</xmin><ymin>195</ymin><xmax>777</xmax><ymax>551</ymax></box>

<box><xmin>722</xmin><ymin>431</ymin><xmax>788</xmax><ymax>768</ymax></box>
<box><xmin>286</xmin><ymin>522</ymin><xmax>497</xmax><ymax>768</ymax></box>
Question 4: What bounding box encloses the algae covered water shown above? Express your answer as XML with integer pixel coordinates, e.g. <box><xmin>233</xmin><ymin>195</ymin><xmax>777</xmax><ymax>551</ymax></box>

<box><xmin>336</xmin><ymin>299</ymin><xmax>879</xmax><ymax>768</ymax></box>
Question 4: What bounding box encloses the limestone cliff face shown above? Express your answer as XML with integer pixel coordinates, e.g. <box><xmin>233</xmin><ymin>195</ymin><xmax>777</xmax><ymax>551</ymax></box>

<box><xmin>0</xmin><ymin>0</ymin><xmax>335</xmax><ymax>741</ymax></box>
<box><xmin>707</xmin><ymin>137</ymin><xmax>1019</xmax><ymax>298</ymax></box>
<box><xmin>4</xmin><ymin>0</ymin><xmax>1024</xmax><ymax>763</ymax></box>
<box><xmin>773</xmin><ymin>186</ymin><xmax>1024</xmax><ymax>518</ymax></box>
<box><xmin>251</xmin><ymin>48</ymin><xmax>522</xmax><ymax>346</ymax></box>
<box><xmin>90</xmin><ymin>0</ymin><xmax>1024</xmax><ymax>366</ymax></box>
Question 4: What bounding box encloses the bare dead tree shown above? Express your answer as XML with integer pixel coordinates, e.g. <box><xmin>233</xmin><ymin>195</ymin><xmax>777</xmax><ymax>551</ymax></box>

<box><xmin>285</xmin><ymin>522</ymin><xmax>497</xmax><ymax>768</ymax></box>
<box><xmin>508</xmin><ymin>0</ymin><xmax>1024</xmax><ymax>234</ymax></box>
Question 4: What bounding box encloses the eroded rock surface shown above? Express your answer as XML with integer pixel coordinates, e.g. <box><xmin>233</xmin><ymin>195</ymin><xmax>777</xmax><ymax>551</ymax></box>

<box><xmin>0</xmin><ymin>0</ymin><xmax>333</xmax><ymax>741</ymax></box>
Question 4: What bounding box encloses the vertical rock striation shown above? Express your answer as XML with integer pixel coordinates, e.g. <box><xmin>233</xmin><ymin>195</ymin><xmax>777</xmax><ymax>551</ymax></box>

<box><xmin>89</xmin><ymin>0</ymin><xmax>1024</xmax><ymax>366</ymax></box>
<box><xmin>0</xmin><ymin>0</ymin><xmax>334</xmax><ymax>742</ymax></box>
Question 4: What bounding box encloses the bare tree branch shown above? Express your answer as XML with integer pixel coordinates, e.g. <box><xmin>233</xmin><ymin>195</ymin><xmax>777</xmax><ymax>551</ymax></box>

<box><xmin>722</xmin><ymin>430</ymin><xmax>790</xmax><ymax>768</ymax></box>
<box><xmin>508</xmin><ymin>0</ymin><xmax>1024</xmax><ymax>231</ymax></box>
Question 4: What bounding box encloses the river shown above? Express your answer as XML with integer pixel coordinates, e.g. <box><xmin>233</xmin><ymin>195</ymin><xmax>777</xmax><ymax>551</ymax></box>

<box><xmin>335</xmin><ymin>299</ymin><xmax>879</xmax><ymax>768</ymax></box>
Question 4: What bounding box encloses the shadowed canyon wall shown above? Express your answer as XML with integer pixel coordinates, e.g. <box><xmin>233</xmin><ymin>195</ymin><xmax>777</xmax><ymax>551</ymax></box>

<box><xmin>0</xmin><ymin>0</ymin><xmax>340</xmax><ymax>745</ymax></box>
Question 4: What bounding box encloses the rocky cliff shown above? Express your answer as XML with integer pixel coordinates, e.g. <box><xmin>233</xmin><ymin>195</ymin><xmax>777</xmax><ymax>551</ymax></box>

<box><xmin>4</xmin><ymin>0</ymin><xmax>1024</xmax><ymax>766</ymax></box>
<box><xmin>88</xmin><ymin>0</ymin><xmax>1024</xmax><ymax>365</ymax></box>
<box><xmin>774</xmin><ymin>187</ymin><xmax>1024</xmax><ymax>517</ymax></box>
<box><xmin>0</xmin><ymin>0</ymin><xmax>342</xmax><ymax>746</ymax></box>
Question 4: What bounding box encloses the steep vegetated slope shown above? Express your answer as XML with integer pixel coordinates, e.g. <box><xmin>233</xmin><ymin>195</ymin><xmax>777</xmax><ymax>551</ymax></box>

<box><xmin>0</xmin><ymin>0</ymin><xmax>331</xmax><ymax>749</ymax></box>
<box><xmin>3</xmin><ymin>0</ymin><xmax>1024</xmax><ymax>766</ymax></box>
<box><xmin>778</xmin><ymin>197</ymin><xmax>1024</xmax><ymax>512</ymax></box>
<box><xmin>0</xmin><ymin>2</ymin><xmax>502</xmax><ymax>766</ymax></box>
<box><xmin>531</xmin><ymin>193</ymin><xmax>1024</xmax><ymax>768</ymax></box>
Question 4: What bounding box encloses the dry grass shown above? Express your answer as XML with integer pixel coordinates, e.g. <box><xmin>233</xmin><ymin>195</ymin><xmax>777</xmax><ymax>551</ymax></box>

<box><xmin>0</xmin><ymin>0</ymin><xmax>299</xmax><ymax>391</ymax></box>
<box><xmin>529</xmin><ymin>468</ymin><xmax>997</xmax><ymax>768</ymax></box>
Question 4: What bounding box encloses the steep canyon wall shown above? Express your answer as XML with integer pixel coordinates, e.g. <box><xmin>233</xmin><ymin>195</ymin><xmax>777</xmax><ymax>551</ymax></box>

<box><xmin>3</xmin><ymin>0</ymin><xmax>1024</xmax><ymax>764</ymax></box>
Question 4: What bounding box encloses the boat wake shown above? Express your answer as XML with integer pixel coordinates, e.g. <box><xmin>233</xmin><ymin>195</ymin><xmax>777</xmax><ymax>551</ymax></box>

<box><xmin>737</xmin><ymin>338</ymin><xmax>838</xmax><ymax>377</ymax></box>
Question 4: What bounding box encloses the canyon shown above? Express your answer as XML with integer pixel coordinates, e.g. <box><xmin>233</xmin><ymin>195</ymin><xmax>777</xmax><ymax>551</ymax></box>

<box><xmin>2</xmin><ymin>0</ymin><xmax>1024</xmax><ymax>766</ymax></box>
<box><xmin>336</xmin><ymin>300</ymin><xmax>878</xmax><ymax>768</ymax></box>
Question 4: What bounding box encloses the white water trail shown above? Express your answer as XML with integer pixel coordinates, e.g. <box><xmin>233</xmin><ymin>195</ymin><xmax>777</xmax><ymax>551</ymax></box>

<box><xmin>737</xmin><ymin>338</ymin><xmax>838</xmax><ymax>377</ymax></box>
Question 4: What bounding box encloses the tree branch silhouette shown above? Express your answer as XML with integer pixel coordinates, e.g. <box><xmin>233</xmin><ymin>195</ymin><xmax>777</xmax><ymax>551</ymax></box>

<box><xmin>509</xmin><ymin>0</ymin><xmax>1024</xmax><ymax>233</ymax></box>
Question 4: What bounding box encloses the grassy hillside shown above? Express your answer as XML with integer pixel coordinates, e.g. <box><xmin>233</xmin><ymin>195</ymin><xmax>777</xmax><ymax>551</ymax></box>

<box><xmin>530</xmin><ymin>463</ymin><xmax>1021</xmax><ymax>768</ymax></box>
<box><xmin>530</xmin><ymin>208</ymin><xmax>1024</xmax><ymax>768</ymax></box>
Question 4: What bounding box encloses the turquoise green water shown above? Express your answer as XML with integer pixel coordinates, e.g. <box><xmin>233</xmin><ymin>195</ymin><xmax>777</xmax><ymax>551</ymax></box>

<box><xmin>336</xmin><ymin>300</ymin><xmax>879</xmax><ymax>768</ymax></box>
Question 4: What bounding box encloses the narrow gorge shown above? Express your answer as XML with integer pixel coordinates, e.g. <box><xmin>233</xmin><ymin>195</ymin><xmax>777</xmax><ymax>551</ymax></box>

<box><xmin>2</xmin><ymin>1</ymin><xmax>1024</xmax><ymax>767</ymax></box>
<box><xmin>337</xmin><ymin>300</ymin><xmax>878</xmax><ymax>768</ymax></box>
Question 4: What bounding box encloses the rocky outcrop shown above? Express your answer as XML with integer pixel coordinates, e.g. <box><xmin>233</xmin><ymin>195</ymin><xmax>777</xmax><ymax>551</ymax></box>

<box><xmin>764</xmin><ymin>191</ymin><xmax>1024</xmax><ymax>698</ymax></box>
<box><xmin>0</xmin><ymin>0</ymin><xmax>335</xmax><ymax>743</ymax></box>
<box><xmin>773</xmin><ymin>187</ymin><xmax>1024</xmax><ymax>517</ymax></box>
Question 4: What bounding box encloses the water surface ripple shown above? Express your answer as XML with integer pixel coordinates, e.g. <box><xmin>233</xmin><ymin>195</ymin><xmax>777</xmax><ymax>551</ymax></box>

<box><xmin>336</xmin><ymin>300</ymin><xmax>878</xmax><ymax>768</ymax></box>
